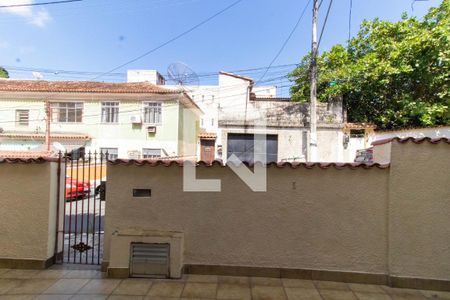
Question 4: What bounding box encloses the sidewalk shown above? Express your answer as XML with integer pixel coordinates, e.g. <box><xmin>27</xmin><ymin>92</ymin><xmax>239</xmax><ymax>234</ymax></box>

<box><xmin>0</xmin><ymin>266</ymin><xmax>449</xmax><ymax>299</ymax></box>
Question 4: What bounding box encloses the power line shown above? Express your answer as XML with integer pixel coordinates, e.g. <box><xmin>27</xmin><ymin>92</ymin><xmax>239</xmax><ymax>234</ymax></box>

<box><xmin>317</xmin><ymin>0</ymin><xmax>333</xmax><ymax>50</ymax></box>
<box><xmin>0</xmin><ymin>0</ymin><xmax>82</xmax><ymax>9</ymax></box>
<box><xmin>92</xmin><ymin>0</ymin><xmax>244</xmax><ymax>80</ymax></box>
<box><xmin>348</xmin><ymin>0</ymin><xmax>353</xmax><ymax>40</ymax></box>
<box><xmin>258</xmin><ymin>0</ymin><xmax>312</xmax><ymax>82</ymax></box>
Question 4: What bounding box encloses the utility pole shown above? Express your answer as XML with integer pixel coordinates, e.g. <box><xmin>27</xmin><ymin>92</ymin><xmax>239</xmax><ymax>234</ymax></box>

<box><xmin>309</xmin><ymin>0</ymin><xmax>318</xmax><ymax>161</ymax></box>
<box><xmin>45</xmin><ymin>100</ymin><xmax>51</xmax><ymax>152</ymax></box>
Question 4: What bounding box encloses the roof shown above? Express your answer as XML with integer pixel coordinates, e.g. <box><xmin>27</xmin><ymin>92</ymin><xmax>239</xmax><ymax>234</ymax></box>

<box><xmin>0</xmin><ymin>79</ymin><xmax>180</xmax><ymax>94</ymax></box>
<box><xmin>198</xmin><ymin>132</ymin><xmax>217</xmax><ymax>140</ymax></box>
<box><xmin>344</xmin><ymin>123</ymin><xmax>377</xmax><ymax>129</ymax></box>
<box><xmin>376</xmin><ymin>125</ymin><xmax>450</xmax><ymax>133</ymax></box>
<box><xmin>108</xmin><ymin>160</ymin><xmax>389</xmax><ymax>170</ymax></box>
<box><xmin>219</xmin><ymin>71</ymin><xmax>254</xmax><ymax>83</ymax></box>
<box><xmin>371</xmin><ymin>137</ymin><xmax>450</xmax><ymax>146</ymax></box>
<box><xmin>0</xmin><ymin>150</ymin><xmax>52</xmax><ymax>159</ymax></box>
<box><xmin>0</xmin><ymin>132</ymin><xmax>90</xmax><ymax>140</ymax></box>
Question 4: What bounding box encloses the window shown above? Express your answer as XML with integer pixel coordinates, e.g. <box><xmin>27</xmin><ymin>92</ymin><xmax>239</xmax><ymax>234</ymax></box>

<box><xmin>15</xmin><ymin>110</ymin><xmax>29</xmax><ymax>126</ymax></box>
<box><xmin>201</xmin><ymin>118</ymin><xmax>204</xmax><ymax>127</ymax></box>
<box><xmin>101</xmin><ymin>101</ymin><xmax>119</xmax><ymax>123</ymax></box>
<box><xmin>143</xmin><ymin>102</ymin><xmax>162</xmax><ymax>124</ymax></box>
<box><xmin>211</xmin><ymin>118</ymin><xmax>214</xmax><ymax>126</ymax></box>
<box><xmin>51</xmin><ymin>102</ymin><xmax>83</xmax><ymax>123</ymax></box>
<box><xmin>350</xmin><ymin>129</ymin><xmax>365</xmax><ymax>138</ymax></box>
<box><xmin>142</xmin><ymin>148</ymin><xmax>161</xmax><ymax>159</ymax></box>
<box><xmin>100</xmin><ymin>147</ymin><xmax>118</xmax><ymax>160</ymax></box>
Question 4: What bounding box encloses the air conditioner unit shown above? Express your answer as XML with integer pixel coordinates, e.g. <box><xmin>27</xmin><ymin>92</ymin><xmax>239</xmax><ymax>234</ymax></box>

<box><xmin>147</xmin><ymin>126</ymin><xmax>157</xmax><ymax>133</ymax></box>
<box><xmin>130</xmin><ymin>115</ymin><xmax>142</xmax><ymax>124</ymax></box>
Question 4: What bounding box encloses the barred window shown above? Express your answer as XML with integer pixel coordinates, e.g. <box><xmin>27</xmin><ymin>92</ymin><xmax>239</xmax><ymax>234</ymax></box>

<box><xmin>143</xmin><ymin>102</ymin><xmax>162</xmax><ymax>124</ymax></box>
<box><xmin>51</xmin><ymin>102</ymin><xmax>83</xmax><ymax>123</ymax></box>
<box><xmin>100</xmin><ymin>147</ymin><xmax>118</xmax><ymax>160</ymax></box>
<box><xmin>101</xmin><ymin>102</ymin><xmax>119</xmax><ymax>123</ymax></box>
<box><xmin>15</xmin><ymin>109</ymin><xmax>29</xmax><ymax>126</ymax></box>
<box><xmin>142</xmin><ymin>148</ymin><xmax>161</xmax><ymax>159</ymax></box>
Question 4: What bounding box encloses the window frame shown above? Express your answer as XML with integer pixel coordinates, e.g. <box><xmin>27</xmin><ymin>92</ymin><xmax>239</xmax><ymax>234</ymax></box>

<box><xmin>101</xmin><ymin>101</ymin><xmax>120</xmax><ymax>124</ymax></box>
<box><xmin>15</xmin><ymin>109</ymin><xmax>30</xmax><ymax>127</ymax></box>
<box><xmin>142</xmin><ymin>148</ymin><xmax>162</xmax><ymax>159</ymax></box>
<box><xmin>50</xmin><ymin>102</ymin><xmax>83</xmax><ymax>123</ymax></box>
<box><xmin>100</xmin><ymin>147</ymin><xmax>119</xmax><ymax>160</ymax></box>
<box><xmin>143</xmin><ymin>102</ymin><xmax>162</xmax><ymax>125</ymax></box>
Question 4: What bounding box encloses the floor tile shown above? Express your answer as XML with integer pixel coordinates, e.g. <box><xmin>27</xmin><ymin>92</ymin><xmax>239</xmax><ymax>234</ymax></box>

<box><xmin>64</xmin><ymin>270</ymin><xmax>106</xmax><ymax>279</ymax></box>
<box><xmin>285</xmin><ymin>287</ymin><xmax>322</xmax><ymax>300</ymax></box>
<box><xmin>282</xmin><ymin>279</ymin><xmax>316</xmax><ymax>289</ymax></box>
<box><xmin>420</xmin><ymin>290</ymin><xmax>450</xmax><ymax>299</ymax></box>
<box><xmin>0</xmin><ymin>295</ymin><xmax>34</xmax><ymax>300</ymax></box>
<box><xmin>6</xmin><ymin>279</ymin><xmax>56</xmax><ymax>295</ymax></box>
<box><xmin>251</xmin><ymin>285</ymin><xmax>287</xmax><ymax>300</ymax></box>
<box><xmin>218</xmin><ymin>276</ymin><xmax>250</xmax><ymax>286</ymax></box>
<box><xmin>319</xmin><ymin>289</ymin><xmax>358</xmax><ymax>300</ymax></box>
<box><xmin>0</xmin><ymin>270</ymin><xmax>40</xmax><ymax>279</ymax></box>
<box><xmin>217</xmin><ymin>283</ymin><xmax>251</xmax><ymax>299</ymax></box>
<box><xmin>147</xmin><ymin>282</ymin><xmax>185</xmax><ymax>298</ymax></box>
<box><xmin>112</xmin><ymin>279</ymin><xmax>152</xmax><ymax>296</ymax></box>
<box><xmin>0</xmin><ymin>279</ymin><xmax>22</xmax><ymax>294</ymax></box>
<box><xmin>35</xmin><ymin>269</ymin><xmax>70</xmax><ymax>279</ymax></box>
<box><xmin>70</xmin><ymin>295</ymin><xmax>108</xmax><ymax>300</ymax></box>
<box><xmin>349</xmin><ymin>284</ymin><xmax>386</xmax><ymax>294</ymax></box>
<box><xmin>34</xmin><ymin>295</ymin><xmax>72</xmax><ymax>300</ymax></box>
<box><xmin>186</xmin><ymin>274</ymin><xmax>218</xmax><ymax>283</ymax></box>
<box><xmin>354</xmin><ymin>292</ymin><xmax>393</xmax><ymax>300</ymax></box>
<box><xmin>78</xmin><ymin>279</ymin><xmax>122</xmax><ymax>295</ymax></box>
<box><xmin>107</xmin><ymin>296</ymin><xmax>144</xmax><ymax>300</ymax></box>
<box><xmin>181</xmin><ymin>282</ymin><xmax>217</xmax><ymax>298</ymax></box>
<box><xmin>251</xmin><ymin>277</ymin><xmax>283</xmax><ymax>286</ymax></box>
<box><xmin>315</xmin><ymin>281</ymin><xmax>350</xmax><ymax>291</ymax></box>
<box><xmin>44</xmin><ymin>278</ymin><xmax>89</xmax><ymax>294</ymax></box>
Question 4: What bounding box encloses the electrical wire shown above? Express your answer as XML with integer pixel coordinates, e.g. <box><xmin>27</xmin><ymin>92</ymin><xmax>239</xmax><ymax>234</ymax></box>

<box><xmin>257</xmin><ymin>0</ymin><xmax>311</xmax><ymax>82</ymax></box>
<box><xmin>0</xmin><ymin>0</ymin><xmax>82</xmax><ymax>9</ymax></box>
<box><xmin>92</xmin><ymin>0</ymin><xmax>244</xmax><ymax>80</ymax></box>
<box><xmin>317</xmin><ymin>0</ymin><xmax>333</xmax><ymax>50</ymax></box>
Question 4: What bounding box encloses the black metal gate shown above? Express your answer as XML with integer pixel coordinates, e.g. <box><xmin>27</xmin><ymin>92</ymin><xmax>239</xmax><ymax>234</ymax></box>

<box><xmin>61</xmin><ymin>150</ymin><xmax>107</xmax><ymax>265</ymax></box>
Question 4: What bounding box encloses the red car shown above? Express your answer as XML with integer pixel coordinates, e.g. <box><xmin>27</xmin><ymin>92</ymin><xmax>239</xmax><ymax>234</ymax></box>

<box><xmin>65</xmin><ymin>177</ymin><xmax>90</xmax><ymax>200</ymax></box>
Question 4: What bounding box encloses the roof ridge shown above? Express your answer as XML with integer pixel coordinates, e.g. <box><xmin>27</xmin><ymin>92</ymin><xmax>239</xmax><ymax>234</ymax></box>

<box><xmin>372</xmin><ymin>136</ymin><xmax>450</xmax><ymax>146</ymax></box>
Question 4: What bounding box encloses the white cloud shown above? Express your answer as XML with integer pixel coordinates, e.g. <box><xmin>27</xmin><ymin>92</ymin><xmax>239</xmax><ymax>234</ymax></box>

<box><xmin>0</xmin><ymin>0</ymin><xmax>52</xmax><ymax>27</ymax></box>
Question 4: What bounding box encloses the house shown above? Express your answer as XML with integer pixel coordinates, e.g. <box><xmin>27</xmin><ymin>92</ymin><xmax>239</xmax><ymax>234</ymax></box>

<box><xmin>0</xmin><ymin>79</ymin><xmax>202</xmax><ymax>159</ymax></box>
<box><xmin>128</xmin><ymin>70</ymin><xmax>352</xmax><ymax>162</ymax></box>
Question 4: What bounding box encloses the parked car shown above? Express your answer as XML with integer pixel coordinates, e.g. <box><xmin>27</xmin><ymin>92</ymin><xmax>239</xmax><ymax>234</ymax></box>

<box><xmin>65</xmin><ymin>177</ymin><xmax>90</xmax><ymax>200</ymax></box>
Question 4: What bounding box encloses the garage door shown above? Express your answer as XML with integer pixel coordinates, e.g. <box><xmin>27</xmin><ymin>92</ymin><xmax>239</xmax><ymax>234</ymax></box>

<box><xmin>227</xmin><ymin>134</ymin><xmax>278</xmax><ymax>163</ymax></box>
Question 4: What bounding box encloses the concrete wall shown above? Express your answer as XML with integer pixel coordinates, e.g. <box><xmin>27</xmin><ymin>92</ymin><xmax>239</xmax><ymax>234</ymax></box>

<box><xmin>0</xmin><ymin>161</ymin><xmax>63</xmax><ymax>268</ymax></box>
<box><xmin>103</xmin><ymin>139</ymin><xmax>450</xmax><ymax>288</ymax></box>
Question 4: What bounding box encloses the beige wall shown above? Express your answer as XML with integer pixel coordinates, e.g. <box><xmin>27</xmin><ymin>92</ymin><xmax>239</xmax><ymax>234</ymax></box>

<box><xmin>0</xmin><ymin>162</ymin><xmax>62</xmax><ymax>264</ymax></box>
<box><xmin>104</xmin><ymin>139</ymin><xmax>450</xmax><ymax>283</ymax></box>
<box><xmin>104</xmin><ymin>164</ymin><xmax>389</xmax><ymax>274</ymax></box>
<box><xmin>389</xmin><ymin>142</ymin><xmax>450</xmax><ymax>280</ymax></box>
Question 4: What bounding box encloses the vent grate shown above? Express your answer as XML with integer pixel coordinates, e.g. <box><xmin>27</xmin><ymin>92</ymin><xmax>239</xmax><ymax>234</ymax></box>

<box><xmin>130</xmin><ymin>243</ymin><xmax>170</xmax><ymax>278</ymax></box>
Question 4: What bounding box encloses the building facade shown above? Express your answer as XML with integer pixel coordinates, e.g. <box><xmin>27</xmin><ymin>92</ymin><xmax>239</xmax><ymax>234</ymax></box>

<box><xmin>0</xmin><ymin>80</ymin><xmax>201</xmax><ymax>159</ymax></box>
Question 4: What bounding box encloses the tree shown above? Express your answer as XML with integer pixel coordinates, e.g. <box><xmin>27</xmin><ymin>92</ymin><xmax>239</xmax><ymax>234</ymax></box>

<box><xmin>289</xmin><ymin>0</ymin><xmax>450</xmax><ymax>129</ymax></box>
<box><xmin>0</xmin><ymin>67</ymin><xmax>8</xmax><ymax>78</ymax></box>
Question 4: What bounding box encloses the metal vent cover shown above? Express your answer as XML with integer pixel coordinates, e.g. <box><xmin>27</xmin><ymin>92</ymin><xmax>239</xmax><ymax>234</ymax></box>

<box><xmin>130</xmin><ymin>243</ymin><xmax>170</xmax><ymax>278</ymax></box>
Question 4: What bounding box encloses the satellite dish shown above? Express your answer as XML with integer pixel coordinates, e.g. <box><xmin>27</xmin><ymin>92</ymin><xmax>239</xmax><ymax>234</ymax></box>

<box><xmin>167</xmin><ymin>62</ymin><xmax>199</xmax><ymax>89</ymax></box>
<box><xmin>32</xmin><ymin>72</ymin><xmax>43</xmax><ymax>80</ymax></box>
<box><xmin>53</xmin><ymin>142</ymin><xmax>66</xmax><ymax>153</ymax></box>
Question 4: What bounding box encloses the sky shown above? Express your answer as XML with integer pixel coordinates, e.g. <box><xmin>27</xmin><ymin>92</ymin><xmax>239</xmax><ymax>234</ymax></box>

<box><xmin>0</xmin><ymin>0</ymin><xmax>443</xmax><ymax>94</ymax></box>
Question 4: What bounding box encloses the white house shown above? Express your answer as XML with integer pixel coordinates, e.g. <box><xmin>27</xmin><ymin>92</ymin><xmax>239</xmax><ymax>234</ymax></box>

<box><xmin>0</xmin><ymin>79</ymin><xmax>202</xmax><ymax>159</ymax></box>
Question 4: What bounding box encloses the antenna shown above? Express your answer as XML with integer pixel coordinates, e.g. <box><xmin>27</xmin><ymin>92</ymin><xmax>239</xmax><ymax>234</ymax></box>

<box><xmin>167</xmin><ymin>62</ymin><xmax>199</xmax><ymax>90</ymax></box>
<box><xmin>32</xmin><ymin>72</ymin><xmax>44</xmax><ymax>80</ymax></box>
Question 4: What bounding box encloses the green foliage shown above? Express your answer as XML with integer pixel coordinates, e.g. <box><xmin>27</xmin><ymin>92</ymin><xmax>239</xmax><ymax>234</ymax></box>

<box><xmin>289</xmin><ymin>0</ymin><xmax>450</xmax><ymax>129</ymax></box>
<box><xmin>0</xmin><ymin>67</ymin><xmax>8</xmax><ymax>78</ymax></box>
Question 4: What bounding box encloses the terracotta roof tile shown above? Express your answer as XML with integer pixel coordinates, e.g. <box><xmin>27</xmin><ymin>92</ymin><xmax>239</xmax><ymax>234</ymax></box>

<box><xmin>108</xmin><ymin>159</ymin><xmax>390</xmax><ymax>170</ymax></box>
<box><xmin>219</xmin><ymin>71</ymin><xmax>254</xmax><ymax>83</ymax></box>
<box><xmin>371</xmin><ymin>137</ymin><xmax>450</xmax><ymax>146</ymax></box>
<box><xmin>0</xmin><ymin>79</ymin><xmax>181</xmax><ymax>94</ymax></box>
<box><xmin>198</xmin><ymin>132</ymin><xmax>217</xmax><ymax>140</ymax></box>
<box><xmin>0</xmin><ymin>132</ymin><xmax>90</xmax><ymax>140</ymax></box>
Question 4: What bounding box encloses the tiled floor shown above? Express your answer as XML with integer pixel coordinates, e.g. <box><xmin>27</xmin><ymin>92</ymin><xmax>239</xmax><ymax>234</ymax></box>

<box><xmin>0</xmin><ymin>267</ymin><xmax>449</xmax><ymax>300</ymax></box>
